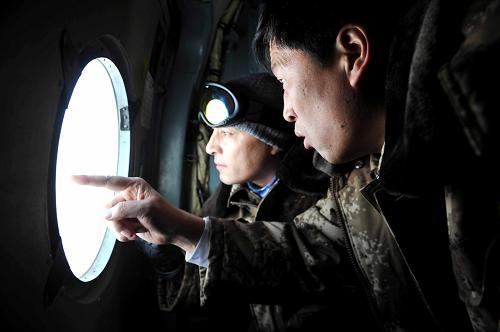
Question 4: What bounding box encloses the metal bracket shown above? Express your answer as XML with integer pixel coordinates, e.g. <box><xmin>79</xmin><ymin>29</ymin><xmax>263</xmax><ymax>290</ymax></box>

<box><xmin>120</xmin><ymin>106</ymin><xmax>130</xmax><ymax>131</ymax></box>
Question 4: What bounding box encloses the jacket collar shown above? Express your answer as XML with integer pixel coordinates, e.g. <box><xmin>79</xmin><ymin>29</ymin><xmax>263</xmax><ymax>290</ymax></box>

<box><xmin>226</xmin><ymin>180</ymin><xmax>281</xmax><ymax>212</ymax></box>
<box><xmin>277</xmin><ymin>141</ymin><xmax>329</xmax><ymax>195</ymax></box>
<box><xmin>312</xmin><ymin>151</ymin><xmax>379</xmax><ymax>178</ymax></box>
<box><xmin>227</xmin><ymin>183</ymin><xmax>261</xmax><ymax>208</ymax></box>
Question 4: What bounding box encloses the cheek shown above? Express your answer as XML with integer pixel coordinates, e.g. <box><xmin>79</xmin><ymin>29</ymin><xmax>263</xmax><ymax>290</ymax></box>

<box><xmin>302</xmin><ymin>104</ymin><xmax>335</xmax><ymax>146</ymax></box>
<box><xmin>221</xmin><ymin>147</ymin><xmax>251</xmax><ymax>180</ymax></box>
<box><xmin>289</xmin><ymin>79</ymin><xmax>318</xmax><ymax>116</ymax></box>
<box><xmin>222</xmin><ymin>135</ymin><xmax>273</xmax><ymax>182</ymax></box>
<box><xmin>289</xmin><ymin>83</ymin><xmax>307</xmax><ymax>105</ymax></box>
<box><xmin>237</xmin><ymin>144</ymin><xmax>269</xmax><ymax>180</ymax></box>
<box><xmin>251</xmin><ymin>147</ymin><xmax>274</xmax><ymax>173</ymax></box>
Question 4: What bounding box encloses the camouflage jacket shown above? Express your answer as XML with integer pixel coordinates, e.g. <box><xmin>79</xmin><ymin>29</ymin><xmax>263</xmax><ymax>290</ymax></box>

<box><xmin>379</xmin><ymin>0</ymin><xmax>500</xmax><ymax>330</ymax></box>
<box><xmin>165</xmin><ymin>152</ymin><xmax>451</xmax><ymax>331</ymax></box>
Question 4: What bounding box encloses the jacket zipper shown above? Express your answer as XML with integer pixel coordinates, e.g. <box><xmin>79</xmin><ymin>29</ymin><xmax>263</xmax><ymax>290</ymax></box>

<box><xmin>330</xmin><ymin>176</ymin><xmax>383</xmax><ymax>329</ymax></box>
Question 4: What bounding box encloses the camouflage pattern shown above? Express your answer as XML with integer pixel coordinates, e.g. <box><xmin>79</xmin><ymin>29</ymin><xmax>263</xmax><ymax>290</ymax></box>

<box><xmin>199</xmin><ymin>179</ymin><xmax>341</xmax><ymax>331</ymax></box>
<box><xmin>199</xmin><ymin>155</ymin><xmax>443</xmax><ymax>331</ymax></box>
<box><xmin>158</xmin><ymin>147</ymin><xmax>451</xmax><ymax>331</ymax></box>
<box><xmin>339</xmin><ymin>158</ymin><xmax>438</xmax><ymax>331</ymax></box>
<box><xmin>202</xmin><ymin>184</ymin><xmax>374</xmax><ymax>331</ymax></box>
<box><xmin>158</xmin><ymin>143</ymin><xmax>334</xmax><ymax>331</ymax></box>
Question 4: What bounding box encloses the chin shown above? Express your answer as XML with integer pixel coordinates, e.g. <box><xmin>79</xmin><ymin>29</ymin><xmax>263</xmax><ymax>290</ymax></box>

<box><xmin>321</xmin><ymin>149</ymin><xmax>356</xmax><ymax>165</ymax></box>
<box><xmin>317</xmin><ymin>148</ymin><xmax>338</xmax><ymax>165</ymax></box>
<box><xmin>219</xmin><ymin>176</ymin><xmax>237</xmax><ymax>186</ymax></box>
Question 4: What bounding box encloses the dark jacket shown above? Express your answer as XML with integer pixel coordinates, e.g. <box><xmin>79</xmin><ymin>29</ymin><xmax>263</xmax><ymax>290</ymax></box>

<box><xmin>379</xmin><ymin>0</ymin><xmax>500</xmax><ymax>330</ymax></box>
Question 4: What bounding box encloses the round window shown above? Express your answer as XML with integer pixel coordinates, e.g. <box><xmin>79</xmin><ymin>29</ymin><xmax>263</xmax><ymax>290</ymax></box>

<box><xmin>55</xmin><ymin>57</ymin><xmax>130</xmax><ymax>282</ymax></box>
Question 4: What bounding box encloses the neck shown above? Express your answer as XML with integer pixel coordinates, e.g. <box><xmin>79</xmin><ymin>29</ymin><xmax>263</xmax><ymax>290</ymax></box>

<box><xmin>359</xmin><ymin>100</ymin><xmax>385</xmax><ymax>156</ymax></box>
<box><xmin>251</xmin><ymin>158</ymin><xmax>279</xmax><ymax>187</ymax></box>
<box><xmin>251</xmin><ymin>172</ymin><xmax>276</xmax><ymax>187</ymax></box>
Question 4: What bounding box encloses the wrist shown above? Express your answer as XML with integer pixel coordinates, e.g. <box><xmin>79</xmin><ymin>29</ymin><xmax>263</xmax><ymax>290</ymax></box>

<box><xmin>152</xmin><ymin>197</ymin><xmax>204</xmax><ymax>252</ymax></box>
<box><xmin>170</xmin><ymin>209</ymin><xmax>205</xmax><ymax>253</ymax></box>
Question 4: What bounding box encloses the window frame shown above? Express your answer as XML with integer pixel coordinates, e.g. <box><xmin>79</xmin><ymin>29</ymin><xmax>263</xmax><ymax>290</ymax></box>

<box><xmin>45</xmin><ymin>34</ymin><xmax>134</xmax><ymax>305</ymax></box>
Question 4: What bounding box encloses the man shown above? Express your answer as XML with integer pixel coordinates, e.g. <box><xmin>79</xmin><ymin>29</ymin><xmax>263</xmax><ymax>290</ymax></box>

<box><xmin>253</xmin><ymin>0</ymin><xmax>500</xmax><ymax>331</ymax></box>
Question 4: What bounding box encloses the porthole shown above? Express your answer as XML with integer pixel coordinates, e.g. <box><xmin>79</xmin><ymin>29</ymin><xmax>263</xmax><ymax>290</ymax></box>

<box><xmin>55</xmin><ymin>57</ymin><xmax>130</xmax><ymax>282</ymax></box>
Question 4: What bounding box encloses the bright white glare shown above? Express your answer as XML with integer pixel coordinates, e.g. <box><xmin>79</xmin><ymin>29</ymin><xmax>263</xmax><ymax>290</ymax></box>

<box><xmin>205</xmin><ymin>99</ymin><xmax>229</xmax><ymax>124</ymax></box>
<box><xmin>55</xmin><ymin>58</ymin><xmax>128</xmax><ymax>281</ymax></box>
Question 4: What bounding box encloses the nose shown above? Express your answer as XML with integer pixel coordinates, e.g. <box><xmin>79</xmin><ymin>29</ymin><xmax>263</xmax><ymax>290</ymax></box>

<box><xmin>282</xmin><ymin>95</ymin><xmax>296</xmax><ymax>122</ymax></box>
<box><xmin>205</xmin><ymin>130</ymin><xmax>221</xmax><ymax>155</ymax></box>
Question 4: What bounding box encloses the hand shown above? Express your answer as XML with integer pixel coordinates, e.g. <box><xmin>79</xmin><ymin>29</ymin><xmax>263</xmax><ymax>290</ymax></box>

<box><xmin>71</xmin><ymin>175</ymin><xmax>204</xmax><ymax>253</ymax></box>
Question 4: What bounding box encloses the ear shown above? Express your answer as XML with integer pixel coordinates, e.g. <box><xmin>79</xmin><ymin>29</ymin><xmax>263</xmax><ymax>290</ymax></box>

<box><xmin>336</xmin><ymin>24</ymin><xmax>370</xmax><ymax>88</ymax></box>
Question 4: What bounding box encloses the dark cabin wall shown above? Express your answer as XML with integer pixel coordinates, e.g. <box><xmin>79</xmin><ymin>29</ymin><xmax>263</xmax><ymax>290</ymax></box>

<box><xmin>0</xmin><ymin>1</ymin><xmax>180</xmax><ymax>331</ymax></box>
<box><xmin>220</xmin><ymin>0</ymin><xmax>266</xmax><ymax>81</ymax></box>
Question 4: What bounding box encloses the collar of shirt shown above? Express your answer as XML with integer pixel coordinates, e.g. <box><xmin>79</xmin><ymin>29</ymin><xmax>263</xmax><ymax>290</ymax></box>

<box><xmin>246</xmin><ymin>176</ymin><xmax>278</xmax><ymax>198</ymax></box>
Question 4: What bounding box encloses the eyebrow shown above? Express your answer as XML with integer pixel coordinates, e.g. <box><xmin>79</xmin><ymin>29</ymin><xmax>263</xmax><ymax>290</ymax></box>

<box><xmin>269</xmin><ymin>39</ymin><xmax>291</xmax><ymax>73</ymax></box>
<box><xmin>270</xmin><ymin>52</ymin><xmax>289</xmax><ymax>74</ymax></box>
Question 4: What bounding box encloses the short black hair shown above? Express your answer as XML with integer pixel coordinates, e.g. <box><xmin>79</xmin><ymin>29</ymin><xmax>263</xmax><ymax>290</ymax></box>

<box><xmin>253</xmin><ymin>1</ymin><xmax>415</xmax><ymax>101</ymax></box>
<box><xmin>255</xmin><ymin>1</ymin><xmax>346</xmax><ymax>69</ymax></box>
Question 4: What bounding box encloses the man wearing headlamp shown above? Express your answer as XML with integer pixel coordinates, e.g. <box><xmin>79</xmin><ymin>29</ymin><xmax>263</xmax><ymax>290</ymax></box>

<box><xmin>199</xmin><ymin>74</ymin><xmax>296</xmax><ymax>188</ymax></box>
<box><xmin>171</xmin><ymin>73</ymin><xmax>329</xmax><ymax>330</ymax></box>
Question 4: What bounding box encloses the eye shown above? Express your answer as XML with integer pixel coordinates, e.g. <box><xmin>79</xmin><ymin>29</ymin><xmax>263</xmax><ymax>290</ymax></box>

<box><xmin>221</xmin><ymin>129</ymin><xmax>233</xmax><ymax>136</ymax></box>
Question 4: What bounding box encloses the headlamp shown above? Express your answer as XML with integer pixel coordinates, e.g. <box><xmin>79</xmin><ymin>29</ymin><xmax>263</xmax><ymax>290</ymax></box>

<box><xmin>199</xmin><ymin>82</ymin><xmax>240</xmax><ymax>128</ymax></box>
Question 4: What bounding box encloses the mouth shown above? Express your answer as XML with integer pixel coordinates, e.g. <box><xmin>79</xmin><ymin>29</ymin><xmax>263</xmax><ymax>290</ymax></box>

<box><xmin>215</xmin><ymin>163</ymin><xmax>226</xmax><ymax>170</ymax></box>
<box><xmin>294</xmin><ymin>129</ymin><xmax>312</xmax><ymax>149</ymax></box>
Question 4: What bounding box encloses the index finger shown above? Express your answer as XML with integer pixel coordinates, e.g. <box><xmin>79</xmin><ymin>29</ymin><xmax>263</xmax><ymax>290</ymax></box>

<box><xmin>72</xmin><ymin>175</ymin><xmax>136</xmax><ymax>191</ymax></box>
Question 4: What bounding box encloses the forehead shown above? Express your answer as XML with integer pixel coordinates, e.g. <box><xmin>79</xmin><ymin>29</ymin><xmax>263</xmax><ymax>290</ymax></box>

<box><xmin>269</xmin><ymin>43</ymin><xmax>317</xmax><ymax>77</ymax></box>
<box><xmin>216</xmin><ymin>126</ymin><xmax>237</xmax><ymax>133</ymax></box>
<box><xmin>215</xmin><ymin>126</ymin><xmax>255</xmax><ymax>140</ymax></box>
